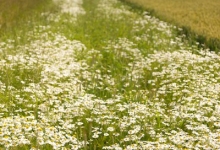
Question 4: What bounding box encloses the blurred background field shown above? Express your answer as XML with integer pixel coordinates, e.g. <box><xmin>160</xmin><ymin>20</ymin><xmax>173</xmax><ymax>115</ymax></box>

<box><xmin>123</xmin><ymin>0</ymin><xmax>220</xmax><ymax>51</ymax></box>
<box><xmin>1</xmin><ymin>0</ymin><xmax>220</xmax><ymax>51</ymax></box>
<box><xmin>0</xmin><ymin>0</ymin><xmax>56</xmax><ymax>45</ymax></box>
<box><xmin>0</xmin><ymin>0</ymin><xmax>49</xmax><ymax>28</ymax></box>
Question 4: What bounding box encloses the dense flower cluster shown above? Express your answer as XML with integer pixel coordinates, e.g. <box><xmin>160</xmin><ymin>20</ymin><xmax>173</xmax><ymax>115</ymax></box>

<box><xmin>0</xmin><ymin>0</ymin><xmax>220</xmax><ymax>149</ymax></box>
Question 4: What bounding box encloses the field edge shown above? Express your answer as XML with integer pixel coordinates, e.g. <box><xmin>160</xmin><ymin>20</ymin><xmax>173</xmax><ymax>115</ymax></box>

<box><xmin>120</xmin><ymin>0</ymin><xmax>220</xmax><ymax>52</ymax></box>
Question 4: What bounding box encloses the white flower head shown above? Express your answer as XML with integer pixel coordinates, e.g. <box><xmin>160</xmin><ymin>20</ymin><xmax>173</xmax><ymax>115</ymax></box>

<box><xmin>107</xmin><ymin>127</ymin><xmax>115</xmax><ymax>132</ymax></box>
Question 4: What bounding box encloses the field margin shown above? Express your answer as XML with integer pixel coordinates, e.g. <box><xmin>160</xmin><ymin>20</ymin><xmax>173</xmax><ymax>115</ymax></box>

<box><xmin>120</xmin><ymin>0</ymin><xmax>220</xmax><ymax>52</ymax></box>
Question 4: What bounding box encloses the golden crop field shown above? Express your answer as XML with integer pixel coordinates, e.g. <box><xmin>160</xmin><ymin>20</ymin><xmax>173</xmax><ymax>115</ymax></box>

<box><xmin>124</xmin><ymin>0</ymin><xmax>220</xmax><ymax>40</ymax></box>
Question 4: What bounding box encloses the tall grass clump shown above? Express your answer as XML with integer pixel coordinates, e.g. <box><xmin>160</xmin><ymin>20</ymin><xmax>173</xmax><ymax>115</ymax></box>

<box><xmin>1</xmin><ymin>0</ymin><xmax>220</xmax><ymax>149</ymax></box>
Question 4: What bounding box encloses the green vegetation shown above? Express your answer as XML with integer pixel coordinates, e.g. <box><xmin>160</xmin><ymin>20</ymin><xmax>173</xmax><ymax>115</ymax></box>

<box><xmin>0</xmin><ymin>0</ymin><xmax>57</xmax><ymax>47</ymax></box>
<box><xmin>122</xmin><ymin>0</ymin><xmax>220</xmax><ymax>51</ymax></box>
<box><xmin>0</xmin><ymin>0</ymin><xmax>45</xmax><ymax>26</ymax></box>
<box><xmin>1</xmin><ymin>0</ymin><xmax>220</xmax><ymax>149</ymax></box>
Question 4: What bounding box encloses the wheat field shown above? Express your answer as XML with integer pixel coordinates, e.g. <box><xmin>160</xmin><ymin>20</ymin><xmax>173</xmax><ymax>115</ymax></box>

<box><xmin>123</xmin><ymin>0</ymin><xmax>220</xmax><ymax>41</ymax></box>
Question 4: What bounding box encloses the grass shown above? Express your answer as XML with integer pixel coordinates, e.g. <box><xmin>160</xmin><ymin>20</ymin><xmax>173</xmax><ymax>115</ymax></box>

<box><xmin>1</xmin><ymin>0</ymin><xmax>220</xmax><ymax>149</ymax></box>
<box><xmin>0</xmin><ymin>0</ymin><xmax>58</xmax><ymax>48</ymax></box>
<box><xmin>121</xmin><ymin>0</ymin><xmax>220</xmax><ymax>51</ymax></box>
<box><xmin>0</xmin><ymin>0</ymin><xmax>50</xmax><ymax>27</ymax></box>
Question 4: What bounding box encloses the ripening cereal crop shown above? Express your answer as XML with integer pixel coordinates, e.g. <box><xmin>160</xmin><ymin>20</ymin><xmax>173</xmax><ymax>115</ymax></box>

<box><xmin>0</xmin><ymin>0</ymin><xmax>220</xmax><ymax>149</ymax></box>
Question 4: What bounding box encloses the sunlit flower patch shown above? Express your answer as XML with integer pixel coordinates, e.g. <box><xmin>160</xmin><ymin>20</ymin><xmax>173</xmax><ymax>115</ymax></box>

<box><xmin>1</xmin><ymin>0</ymin><xmax>220</xmax><ymax>149</ymax></box>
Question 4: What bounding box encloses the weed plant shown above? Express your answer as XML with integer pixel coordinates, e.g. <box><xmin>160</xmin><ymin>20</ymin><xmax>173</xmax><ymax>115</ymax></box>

<box><xmin>1</xmin><ymin>0</ymin><xmax>220</xmax><ymax>149</ymax></box>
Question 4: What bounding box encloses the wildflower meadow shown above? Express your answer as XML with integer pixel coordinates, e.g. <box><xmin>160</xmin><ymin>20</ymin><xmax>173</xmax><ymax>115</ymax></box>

<box><xmin>1</xmin><ymin>0</ymin><xmax>220</xmax><ymax>149</ymax></box>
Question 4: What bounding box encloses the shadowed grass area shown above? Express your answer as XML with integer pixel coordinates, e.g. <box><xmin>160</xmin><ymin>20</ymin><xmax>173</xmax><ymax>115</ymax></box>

<box><xmin>121</xmin><ymin>0</ymin><xmax>220</xmax><ymax>51</ymax></box>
